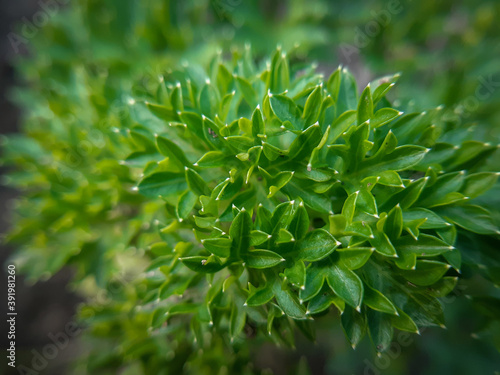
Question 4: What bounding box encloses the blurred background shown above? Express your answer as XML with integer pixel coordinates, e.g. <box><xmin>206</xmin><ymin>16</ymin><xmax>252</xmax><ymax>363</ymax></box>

<box><xmin>1</xmin><ymin>0</ymin><xmax>500</xmax><ymax>374</ymax></box>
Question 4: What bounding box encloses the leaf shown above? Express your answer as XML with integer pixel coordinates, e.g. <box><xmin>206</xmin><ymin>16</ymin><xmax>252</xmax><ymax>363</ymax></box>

<box><xmin>367</xmin><ymin>309</ymin><xmax>393</xmax><ymax>353</ymax></box>
<box><xmin>246</xmin><ymin>282</ymin><xmax>274</xmax><ymax>306</ymax></box>
<box><xmin>364</xmin><ymin>285</ymin><xmax>398</xmax><ymax>315</ymax></box>
<box><xmin>185</xmin><ymin>167</ymin><xmax>210</xmax><ymax>196</ymax></box>
<box><xmin>229</xmin><ymin>209</ymin><xmax>252</xmax><ymax>259</ymax></box>
<box><xmin>250</xmin><ymin>230</ymin><xmax>271</xmax><ymax>246</ymax></box>
<box><xmin>300</xmin><ymin>264</ymin><xmax>326</xmax><ymax>302</ymax></box>
<box><xmin>369</xmin><ymin>230</ymin><xmax>398</xmax><ymax>257</ymax></box>
<box><xmin>288</xmin><ymin>123</ymin><xmax>322</xmax><ymax>160</ymax></box>
<box><xmin>296</xmin><ymin>229</ymin><xmax>340</xmax><ymax>262</ymax></box>
<box><xmin>229</xmin><ymin>302</ymin><xmax>246</xmax><ymax>341</ymax></box>
<box><xmin>461</xmin><ymin>172</ymin><xmax>499</xmax><ymax>199</ymax></box>
<box><xmin>399</xmin><ymin>260</ymin><xmax>451</xmax><ymax>286</ymax></box>
<box><xmin>276</xmin><ymin>228</ymin><xmax>295</xmax><ymax>244</ymax></box>
<box><xmin>202</xmin><ymin>237</ymin><xmax>232</xmax><ymax>258</ymax></box>
<box><xmin>371</xmin><ymin>108</ymin><xmax>401</xmax><ymax>128</ymax></box>
<box><xmin>377</xmin><ymin>170</ymin><xmax>404</xmax><ymax>187</ymax></box>
<box><xmin>180</xmin><ymin>256</ymin><xmax>226</xmax><ymax>273</ymax></box>
<box><xmin>357</xmin><ymin>85</ymin><xmax>373</xmax><ymax>125</ymax></box>
<box><xmin>282</xmin><ymin>180</ymin><xmax>332</xmax><ymax>214</ymax></box>
<box><xmin>435</xmin><ymin>205</ymin><xmax>499</xmax><ymax>235</ymax></box>
<box><xmin>288</xmin><ymin>201</ymin><xmax>310</xmax><ymax>241</ymax></box>
<box><xmin>326</xmin><ymin>262</ymin><xmax>364</xmax><ymax>309</ymax></box>
<box><xmin>138</xmin><ymin>172</ymin><xmax>186</xmax><ymax>198</ymax></box>
<box><xmin>167</xmin><ymin>303</ymin><xmax>198</xmax><ymax>316</ymax></box>
<box><xmin>195</xmin><ymin>151</ymin><xmax>229</xmax><ymax>168</ymax></box>
<box><xmin>235</xmin><ymin>76</ymin><xmax>258</xmax><ymax>108</ymax></box>
<box><xmin>393</xmin><ymin>234</ymin><xmax>453</xmax><ymax>257</ymax></box>
<box><xmin>385</xmin><ymin>204</ymin><xmax>403</xmax><ymax>239</ymax></box>
<box><xmin>360</xmin><ymin>145</ymin><xmax>429</xmax><ymax>176</ymax></box>
<box><xmin>285</xmin><ymin>261</ymin><xmax>306</xmax><ymax>287</ymax></box>
<box><xmin>199</xmin><ymin>80</ymin><xmax>219</xmax><ymax>117</ymax></box>
<box><xmin>338</xmin><ymin>247</ymin><xmax>374</xmax><ymax>270</ymax></box>
<box><xmin>302</xmin><ymin>85</ymin><xmax>322</xmax><ymax>125</ymax></box>
<box><xmin>146</xmin><ymin>102</ymin><xmax>178</xmax><ymax>121</ymax></box>
<box><xmin>329</xmin><ymin>110</ymin><xmax>357</xmax><ymax>144</ymax></box>
<box><xmin>273</xmin><ymin>280</ymin><xmax>308</xmax><ymax>320</ymax></box>
<box><xmin>269</xmin><ymin>94</ymin><xmax>303</xmax><ymax>129</ymax></box>
<box><xmin>402</xmin><ymin>208</ymin><xmax>450</xmax><ymax>229</ymax></box>
<box><xmin>176</xmin><ymin>190</ymin><xmax>197</xmax><ymax>220</ymax></box>
<box><xmin>263</xmin><ymin>141</ymin><xmax>288</xmax><ymax>161</ymax></box>
<box><xmin>341</xmin><ymin>305</ymin><xmax>366</xmax><ymax>349</ymax></box>
<box><xmin>251</xmin><ymin>106</ymin><xmax>265</xmax><ymax>138</ymax></box>
<box><xmin>244</xmin><ymin>249</ymin><xmax>285</xmax><ymax>269</ymax></box>
<box><xmin>259</xmin><ymin>167</ymin><xmax>294</xmax><ymax>198</ymax></box>
<box><xmin>391</xmin><ymin>308</ymin><xmax>419</xmax><ymax>333</ymax></box>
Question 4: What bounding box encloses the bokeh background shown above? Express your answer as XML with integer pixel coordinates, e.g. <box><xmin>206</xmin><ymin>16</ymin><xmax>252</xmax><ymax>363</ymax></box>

<box><xmin>1</xmin><ymin>0</ymin><xmax>500</xmax><ymax>374</ymax></box>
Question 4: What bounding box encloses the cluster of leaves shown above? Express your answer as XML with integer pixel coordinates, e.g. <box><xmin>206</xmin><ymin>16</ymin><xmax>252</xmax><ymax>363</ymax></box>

<box><xmin>113</xmin><ymin>48</ymin><xmax>500</xmax><ymax>354</ymax></box>
<box><xmin>4</xmin><ymin>0</ymin><xmax>500</xmax><ymax>373</ymax></box>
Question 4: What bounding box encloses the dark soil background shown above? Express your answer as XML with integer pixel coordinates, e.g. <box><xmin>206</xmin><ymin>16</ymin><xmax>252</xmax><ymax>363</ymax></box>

<box><xmin>1</xmin><ymin>1</ymin><xmax>81</xmax><ymax>374</ymax></box>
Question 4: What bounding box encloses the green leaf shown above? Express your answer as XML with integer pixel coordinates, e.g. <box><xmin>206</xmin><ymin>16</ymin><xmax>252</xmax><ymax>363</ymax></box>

<box><xmin>167</xmin><ymin>303</ymin><xmax>198</xmax><ymax>317</ymax></box>
<box><xmin>369</xmin><ymin>230</ymin><xmax>398</xmax><ymax>257</ymax></box>
<box><xmin>338</xmin><ymin>247</ymin><xmax>374</xmax><ymax>270</ymax></box>
<box><xmin>288</xmin><ymin>201</ymin><xmax>310</xmax><ymax>241</ymax></box>
<box><xmin>251</xmin><ymin>106</ymin><xmax>265</xmax><ymax>138</ymax></box>
<box><xmin>195</xmin><ymin>151</ymin><xmax>229</xmax><ymax>168</ymax></box>
<box><xmin>229</xmin><ymin>302</ymin><xmax>246</xmax><ymax>341</ymax></box>
<box><xmin>391</xmin><ymin>308</ymin><xmax>419</xmax><ymax>333</ymax></box>
<box><xmin>364</xmin><ymin>285</ymin><xmax>398</xmax><ymax>315</ymax></box>
<box><xmin>137</xmin><ymin>172</ymin><xmax>186</xmax><ymax>198</ymax></box>
<box><xmin>461</xmin><ymin>172</ymin><xmax>499</xmax><ymax>199</ymax></box>
<box><xmin>393</xmin><ymin>234</ymin><xmax>453</xmax><ymax>257</ymax></box>
<box><xmin>246</xmin><ymin>282</ymin><xmax>274</xmax><ymax>306</ymax></box>
<box><xmin>385</xmin><ymin>204</ymin><xmax>403</xmax><ymax>239</ymax></box>
<box><xmin>302</xmin><ymin>85</ymin><xmax>322</xmax><ymax>126</ymax></box>
<box><xmin>285</xmin><ymin>261</ymin><xmax>306</xmax><ymax>288</ymax></box>
<box><xmin>176</xmin><ymin>190</ymin><xmax>198</xmax><ymax>220</ymax></box>
<box><xmin>341</xmin><ymin>305</ymin><xmax>366</xmax><ymax>349</ymax></box>
<box><xmin>235</xmin><ymin>76</ymin><xmax>258</xmax><ymax>108</ymax></box>
<box><xmin>276</xmin><ymin>228</ymin><xmax>295</xmax><ymax>244</ymax></box>
<box><xmin>199</xmin><ymin>80</ymin><xmax>219</xmax><ymax>117</ymax></box>
<box><xmin>296</xmin><ymin>229</ymin><xmax>340</xmax><ymax>262</ymax></box>
<box><xmin>180</xmin><ymin>256</ymin><xmax>226</xmax><ymax>273</ymax></box>
<box><xmin>288</xmin><ymin>123</ymin><xmax>322</xmax><ymax>160</ymax></box>
<box><xmin>357</xmin><ymin>85</ymin><xmax>373</xmax><ymax>125</ymax></box>
<box><xmin>367</xmin><ymin>309</ymin><xmax>393</xmax><ymax>353</ymax></box>
<box><xmin>250</xmin><ymin>230</ymin><xmax>271</xmax><ymax>246</ymax></box>
<box><xmin>244</xmin><ymin>249</ymin><xmax>284</xmax><ymax>269</ymax></box>
<box><xmin>202</xmin><ymin>237</ymin><xmax>232</xmax><ymax>258</ymax></box>
<box><xmin>300</xmin><ymin>264</ymin><xmax>326</xmax><ymax>302</ymax></box>
<box><xmin>269</xmin><ymin>94</ymin><xmax>303</xmax><ymax>129</ymax></box>
<box><xmin>259</xmin><ymin>167</ymin><xmax>294</xmax><ymax>198</ymax></box>
<box><xmin>229</xmin><ymin>209</ymin><xmax>252</xmax><ymax>258</ymax></box>
<box><xmin>282</xmin><ymin>179</ymin><xmax>332</xmax><ymax>214</ymax></box>
<box><xmin>403</xmin><ymin>208</ymin><xmax>450</xmax><ymax>229</ymax></box>
<box><xmin>146</xmin><ymin>102</ymin><xmax>178</xmax><ymax>121</ymax></box>
<box><xmin>273</xmin><ymin>280</ymin><xmax>307</xmax><ymax>320</ymax></box>
<box><xmin>399</xmin><ymin>260</ymin><xmax>451</xmax><ymax>286</ymax></box>
<box><xmin>377</xmin><ymin>170</ymin><xmax>404</xmax><ymax>187</ymax></box>
<box><xmin>326</xmin><ymin>262</ymin><xmax>364</xmax><ymax>309</ymax></box>
<box><xmin>371</xmin><ymin>108</ymin><xmax>401</xmax><ymax>128</ymax></box>
<box><xmin>360</xmin><ymin>145</ymin><xmax>429</xmax><ymax>176</ymax></box>
<box><xmin>185</xmin><ymin>167</ymin><xmax>210</xmax><ymax>196</ymax></box>
<box><xmin>435</xmin><ymin>205</ymin><xmax>499</xmax><ymax>235</ymax></box>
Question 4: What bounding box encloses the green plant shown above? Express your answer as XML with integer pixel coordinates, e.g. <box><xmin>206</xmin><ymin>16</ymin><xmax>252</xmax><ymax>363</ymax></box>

<box><xmin>4</xmin><ymin>1</ymin><xmax>500</xmax><ymax>372</ymax></box>
<box><xmin>90</xmin><ymin>48</ymin><xmax>499</xmax><ymax>357</ymax></box>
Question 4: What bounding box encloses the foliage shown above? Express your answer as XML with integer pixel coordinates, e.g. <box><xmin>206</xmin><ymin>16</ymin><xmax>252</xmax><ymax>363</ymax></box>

<box><xmin>3</xmin><ymin>0</ymin><xmax>500</xmax><ymax>374</ymax></box>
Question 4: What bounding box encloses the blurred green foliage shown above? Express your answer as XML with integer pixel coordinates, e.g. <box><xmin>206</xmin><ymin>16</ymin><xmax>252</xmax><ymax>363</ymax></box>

<box><xmin>2</xmin><ymin>0</ymin><xmax>500</xmax><ymax>374</ymax></box>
